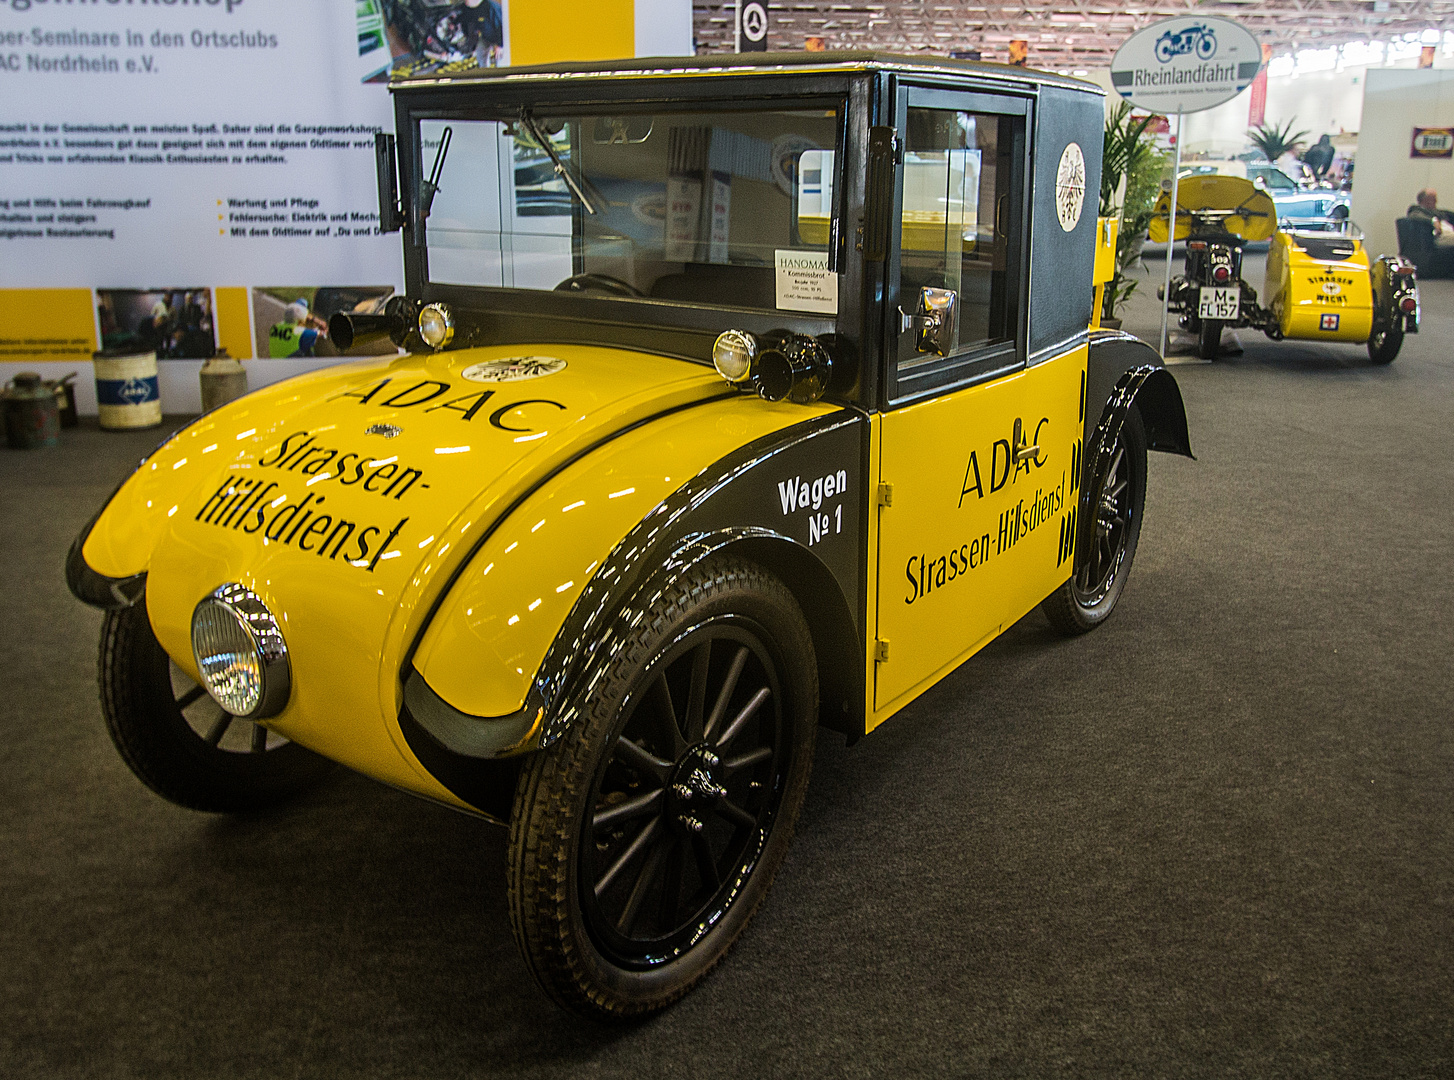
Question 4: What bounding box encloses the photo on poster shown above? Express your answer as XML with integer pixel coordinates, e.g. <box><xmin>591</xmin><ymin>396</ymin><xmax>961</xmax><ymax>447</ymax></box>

<box><xmin>360</xmin><ymin>0</ymin><xmax>506</xmax><ymax>83</ymax></box>
<box><xmin>252</xmin><ymin>287</ymin><xmax>398</xmax><ymax>359</ymax></box>
<box><xmin>97</xmin><ymin>289</ymin><xmax>216</xmax><ymax>360</ymax></box>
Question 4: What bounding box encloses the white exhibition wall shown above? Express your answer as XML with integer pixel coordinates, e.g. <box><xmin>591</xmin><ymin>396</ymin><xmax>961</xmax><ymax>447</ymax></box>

<box><xmin>1350</xmin><ymin>68</ymin><xmax>1454</xmax><ymax>259</ymax></box>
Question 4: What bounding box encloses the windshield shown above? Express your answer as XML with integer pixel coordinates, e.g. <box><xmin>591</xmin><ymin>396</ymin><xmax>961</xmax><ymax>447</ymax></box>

<box><xmin>417</xmin><ymin>106</ymin><xmax>842</xmax><ymax>315</ymax></box>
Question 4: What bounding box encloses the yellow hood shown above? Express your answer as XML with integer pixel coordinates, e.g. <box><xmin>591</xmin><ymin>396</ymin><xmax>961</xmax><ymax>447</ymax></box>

<box><xmin>85</xmin><ymin>343</ymin><xmax>724</xmax><ymax>584</ymax></box>
<box><xmin>83</xmin><ymin>344</ymin><xmax>734</xmax><ymax>799</ymax></box>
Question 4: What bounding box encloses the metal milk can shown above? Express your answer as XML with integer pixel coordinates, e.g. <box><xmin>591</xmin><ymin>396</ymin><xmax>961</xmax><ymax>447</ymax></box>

<box><xmin>3</xmin><ymin>372</ymin><xmax>61</xmax><ymax>449</ymax></box>
<box><xmin>198</xmin><ymin>355</ymin><xmax>249</xmax><ymax>413</ymax></box>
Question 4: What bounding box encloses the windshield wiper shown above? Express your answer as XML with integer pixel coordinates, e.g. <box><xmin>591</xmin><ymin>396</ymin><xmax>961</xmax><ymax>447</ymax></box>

<box><xmin>420</xmin><ymin>125</ymin><xmax>451</xmax><ymax>220</ymax></box>
<box><xmin>519</xmin><ymin>110</ymin><xmax>597</xmax><ymax>216</ymax></box>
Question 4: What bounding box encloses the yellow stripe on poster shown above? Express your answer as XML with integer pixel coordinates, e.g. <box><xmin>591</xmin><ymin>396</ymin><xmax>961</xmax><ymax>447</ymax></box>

<box><xmin>509</xmin><ymin>0</ymin><xmax>635</xmax><ymax>66</ymax></box>
<box><xmin>0</xmin><ymin>288</ymin><xmax>97</xmax><ymax>362</ymax></box>
<box><xmin>213</xmin><ymin>286</ymin><xmax>253</xmax><ymax>360</ymax></box>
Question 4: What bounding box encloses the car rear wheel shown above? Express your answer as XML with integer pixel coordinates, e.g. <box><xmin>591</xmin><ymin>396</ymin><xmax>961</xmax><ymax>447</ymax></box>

<box><xmin>1367</xmin><ymin>324</ymin><xmax>1403</xmax><ymax>365</ymax></box>
<box><xmin>98</xmin><ymin>601</ymin><xmax>332</xmax><ymax>812</ymax></box>
<box><xmin>508</xmin><ymin>557</ymin><xmax>816</xmax><ymax>1020</ymax></box>
<box><xmin>1042</xmin><ymin>407</ymin><xmax>1147</xmax><ymax>636</ymax></box>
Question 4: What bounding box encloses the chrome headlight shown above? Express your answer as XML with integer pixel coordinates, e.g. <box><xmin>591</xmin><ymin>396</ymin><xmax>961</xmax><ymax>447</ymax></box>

<box><xmin>712</xmin><ymin>329</ymin><xmax>757</xmax><ymax>384</ymax></box>
<box><xmin>190</xmin><ymin>583</ymin><xmax>291</xmax><ymax>719</ymax></box>
<box><xmin>418</xmin><ymin>302</ymin><xmax>455</xmax><ymax>349</ymax></box>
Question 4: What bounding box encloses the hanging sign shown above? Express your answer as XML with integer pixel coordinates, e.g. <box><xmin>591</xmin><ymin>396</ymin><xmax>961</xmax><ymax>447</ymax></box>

<box><xmin>1411</xmin><ymin>128</ymin><xmax>1454</xmax><ymax>159</ymax></box>
<box><xmin>737</xmin><ymin>1</ymin><xmax>769</xmax><ymax>53</ymax></box>
<box><xmin>1110</xmin><ymin>16</ymin><xmax>1263</xmax><ymax>115</ymax></box>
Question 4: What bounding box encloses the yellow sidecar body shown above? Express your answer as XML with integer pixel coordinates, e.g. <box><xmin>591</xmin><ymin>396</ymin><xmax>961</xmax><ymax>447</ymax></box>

<box><xmin>1265</xmin><ymin>228</ymin><xmax>1374</xmax><ymax>343</ymax></box>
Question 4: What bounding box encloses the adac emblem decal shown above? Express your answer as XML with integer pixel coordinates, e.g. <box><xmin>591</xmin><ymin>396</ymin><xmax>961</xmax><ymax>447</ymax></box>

<box><xmin>1055</xmin><ymin>142</ymin><xmax>1086</xmax><ymax>233</ymax></box>
<box><xmin>365</xmin><ymin>423</ymin><xmax>403</xmax><ymax>438</ymax></box>
<box><xmin>461</xmin><ymin>356</ymin><xmax>567</xmax><ymax>383</ymax></box>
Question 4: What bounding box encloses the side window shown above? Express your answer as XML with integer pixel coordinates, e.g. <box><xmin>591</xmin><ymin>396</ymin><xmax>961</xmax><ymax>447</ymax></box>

<box><xmin>898</xmin><ymin>107</ymin><xmax>1021</xmax><ymax>378</ymax></box>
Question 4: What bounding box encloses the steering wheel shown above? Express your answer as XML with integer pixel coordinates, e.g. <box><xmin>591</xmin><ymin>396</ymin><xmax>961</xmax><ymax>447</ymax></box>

<box><xmin>553</xmin><ymin>273</ymin><xmax>644</xmax><ymax>298</ymax></box>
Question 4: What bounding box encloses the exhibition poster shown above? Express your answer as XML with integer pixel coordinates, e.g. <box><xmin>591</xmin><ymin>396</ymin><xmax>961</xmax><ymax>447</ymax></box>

<box><xmin>0</xmin><ymin>0</ymin><xmax>507</xmax><ymax>367</ymax></box>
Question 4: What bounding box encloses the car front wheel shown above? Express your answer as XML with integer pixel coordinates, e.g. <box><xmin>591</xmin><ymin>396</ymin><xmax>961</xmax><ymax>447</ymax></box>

<box><xmin>98</xmin><ymin>601</ymin><xmax>332</xmax><ymax>812</ymax></box>
<box><xmin>508</xmin><ymin>557</ymin><xmax>817</xmax><ymax>1020</ymax></box>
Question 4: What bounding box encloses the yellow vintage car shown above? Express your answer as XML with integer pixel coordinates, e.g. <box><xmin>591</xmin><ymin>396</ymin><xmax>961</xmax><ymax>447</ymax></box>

<box><xmin>67</xmin><ymin>52</ymin><xmax>1191</xmax><ymax>1019</ymax></box>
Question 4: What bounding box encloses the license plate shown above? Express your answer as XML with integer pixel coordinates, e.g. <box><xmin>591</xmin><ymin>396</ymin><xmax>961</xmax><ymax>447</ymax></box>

<box><xmin>1199</xmin><ymin>286</ymin><xmax>1239</xmax><ymax>320</ymax></box>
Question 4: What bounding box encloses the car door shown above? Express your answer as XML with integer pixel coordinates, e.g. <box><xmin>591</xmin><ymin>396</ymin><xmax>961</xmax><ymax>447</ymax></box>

<box><xmin>873</xmin><ymin>87</ymin><xmax>1081</xmax><ymax>715</ymax></box>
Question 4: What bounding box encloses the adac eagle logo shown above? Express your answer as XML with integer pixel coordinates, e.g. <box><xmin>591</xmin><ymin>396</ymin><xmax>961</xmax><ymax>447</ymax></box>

<box><xmin>461</xmin><ymin>356</ymin><xmax>567</xmax><ymax>383</ymax></box>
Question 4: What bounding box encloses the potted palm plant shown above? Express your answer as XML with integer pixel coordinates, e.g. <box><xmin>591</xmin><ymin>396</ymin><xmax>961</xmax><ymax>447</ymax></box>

<box><xmin>1248</xmin><ymin>118</ymin><xmax>1310</xmax><ymax>166</ymax></box>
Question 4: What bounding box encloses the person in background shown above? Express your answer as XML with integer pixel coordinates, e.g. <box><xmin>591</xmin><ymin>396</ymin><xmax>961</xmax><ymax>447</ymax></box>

<box><xmin>1408</xmin><ymin>188</ymin><xmax>1454</xmax><ymax>248</ymax></box>
<box><xmin>269</xmin><ymin>298</ymin><xmax>328</xmax><ymax>358</ymax></box>
<box><xmin>1302</xmin><ymin>134</ymin><xmax>1335</xmax><ymax>181</ymax></box>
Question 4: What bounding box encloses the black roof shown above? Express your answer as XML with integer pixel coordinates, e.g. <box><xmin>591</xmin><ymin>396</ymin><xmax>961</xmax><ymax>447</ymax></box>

<box><xmin>388</xmin><ymin>49</ymin><xmax>1102</xmax><ymax>96</ymax></box>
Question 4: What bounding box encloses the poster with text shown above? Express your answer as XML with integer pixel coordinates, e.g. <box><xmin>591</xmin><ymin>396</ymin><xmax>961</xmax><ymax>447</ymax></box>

<box><xmin>0</xmin><ymin>0</ymin><xmax>506</xmax><ymax>363</ymax></box>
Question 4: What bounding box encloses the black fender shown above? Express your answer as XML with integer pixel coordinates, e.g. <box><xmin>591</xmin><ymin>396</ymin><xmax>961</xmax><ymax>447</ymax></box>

<box><xmin>1075</xmin><ymin>332</ymin><xmax>1193</xmax><ymax>574</ymax></box>
<box><xmin>1085</xmin><ymin>330</ymin><xmax>1192</xmax><ymax>459</ymax></box>
<box><xmin>398</xmin><ymin>410</ymin><xmax>869</xmax><ymax>813</ymax></box>
<box><xmin>1371</xmin><ymin>254</ymin><xmax>1420</xmax><ymax>334</ymax></box>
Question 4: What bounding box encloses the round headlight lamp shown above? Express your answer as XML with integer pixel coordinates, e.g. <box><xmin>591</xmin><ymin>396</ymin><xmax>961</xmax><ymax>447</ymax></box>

<box><xmin>712</xmin><ymin>329</ymin><xmax>757</xmax><ymax>384</ymax></box>
<box><xmin>190</xmin><ymin>583</ymin><xmax>291</xmax><ymax>719</ymax></box>
<box><xmin>418</xmin><ymin>302</ymin><xmax>455</xmax><ymax>349</ymax></box>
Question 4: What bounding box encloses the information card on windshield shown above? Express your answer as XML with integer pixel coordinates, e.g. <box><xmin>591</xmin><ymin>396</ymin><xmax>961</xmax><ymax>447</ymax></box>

<box><xmin>775</xmin><ymin>249</ymin><xmax>838</xmax><ymax>315</ymax></box>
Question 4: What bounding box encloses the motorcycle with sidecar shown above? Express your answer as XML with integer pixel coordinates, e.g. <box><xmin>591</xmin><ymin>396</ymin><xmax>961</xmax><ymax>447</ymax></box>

<box><xmin>1153</xmin><ymin>174</ymin><xmax>1420</xmax><ymax>363</ymax></box>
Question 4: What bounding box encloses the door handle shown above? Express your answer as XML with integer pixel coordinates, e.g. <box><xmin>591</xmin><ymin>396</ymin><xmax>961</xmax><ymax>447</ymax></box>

<box><xmin>1012</xmin><ymin>417</ymin><xmax>1039</xmax><ymax>464</ymax></box>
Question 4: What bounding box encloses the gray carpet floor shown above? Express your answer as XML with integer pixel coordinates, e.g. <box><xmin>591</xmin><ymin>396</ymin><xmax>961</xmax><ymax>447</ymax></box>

<box><xmin>3</xmin><ymin>252</ymin><xmax>1452</xmax><ymax>1078</ymax></box>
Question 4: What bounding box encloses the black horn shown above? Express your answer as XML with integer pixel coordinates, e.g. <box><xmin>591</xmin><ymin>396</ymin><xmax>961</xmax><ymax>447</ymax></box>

<box><xmin>328</xmin><ymin>311</ymin><xmax>402</xmax><ymax>352</ymax></box>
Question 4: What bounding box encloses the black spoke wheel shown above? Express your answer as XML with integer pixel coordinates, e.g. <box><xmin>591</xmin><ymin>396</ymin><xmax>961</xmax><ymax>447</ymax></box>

<box><xmin>1042</xmin><ymin>407</ymin><xmax>1147</xmax><ymax>636</ymax></box>
<box><xmin>98</xmin><ymin>601</ymin><xmax>332</xmax><ymax>812</ymax></box>
<box><xmin>509</xmin><ymin>557</ymin><xmax>816</xmax><ymax>1020</ymax></box>
<box><xmin>584</xmin><ymin>622</ymin><xmax>784</xmax><ymax>964</ymax></box>
<box><xmin>1367</xmin><ymin>323</ymin><xmax>1403</xmax><ymax>365</ymax></box>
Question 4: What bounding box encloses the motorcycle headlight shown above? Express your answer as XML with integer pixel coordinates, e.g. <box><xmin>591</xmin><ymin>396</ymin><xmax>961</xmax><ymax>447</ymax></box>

<box><xmin>418</xmin><ymin>303</ymin><xmax>455</xmax><ymax>349</ymax></box>
<box><xmin>190</xmin><ymin>583</ymin><xmax>291</xmax><ymax>719</ymax></box>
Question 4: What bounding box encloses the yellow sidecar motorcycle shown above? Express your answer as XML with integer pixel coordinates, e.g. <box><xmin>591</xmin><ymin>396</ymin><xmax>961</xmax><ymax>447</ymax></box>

<box><xmin>1152</xmin><ymin>174</ymin><xmax>1420</xmax><ymax>363</ymax></box>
